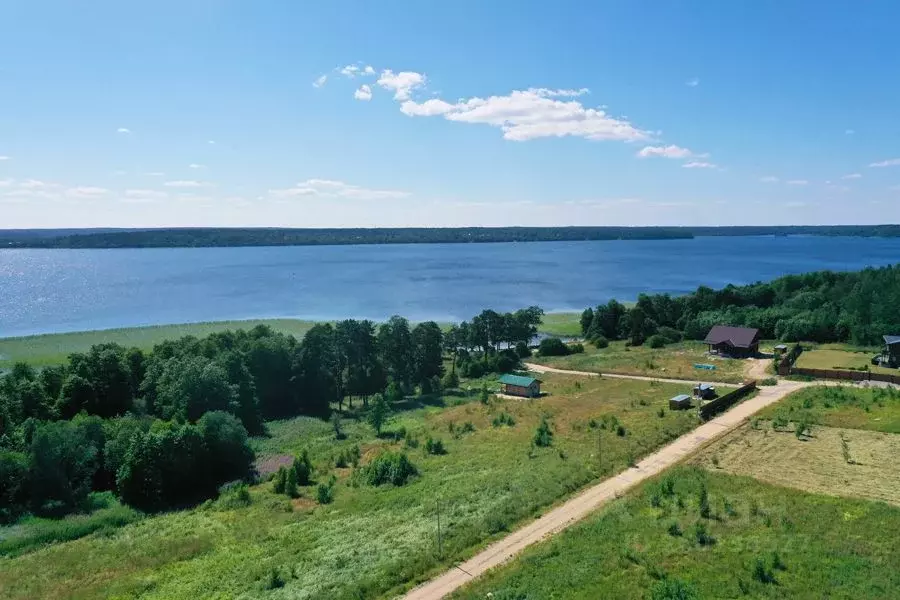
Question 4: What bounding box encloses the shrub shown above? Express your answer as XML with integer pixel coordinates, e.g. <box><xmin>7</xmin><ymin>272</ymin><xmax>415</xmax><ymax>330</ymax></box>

<box><xmin>657</xmin><ymin>407</ymin><xmax>666</xmax><ymax>418</ymax></box>
<box><xmin>264</xmin><ymin>567</ymin><xmax>285</xmax><ymax>590</ymax></box>
<box><xmin>651</xmin><ymin>578</ymin><xmax>697</xmax><ymax>600</ymax></box>
<box><xmin>331</xmin><ymin>412</ymin><xmax>345</xmax><ymax>439</ymax></box>
<box><xmin>592</xmin><ymin>335</ymin><xmax>610</xmax><ymax>349</ymax></box>
<box><xmin>515</xmin><ymin>341</ymin><xmax>532</xmax><ymax>358</ymax></box>
<box><xmin>657</xmin><ymin>326</ymin><xmax>683</xmax><ymax>344</ymax></box>
<box><xmin>292</xmin><ymin>449</ymin><xmax>313</xmax><ymax>486</ymax></box>
<box><xmin>424</xmin><ymin>437</ymin><xmax>447</xmax><ymax>455</ymax></box>
<box><xmin>533</xmin><ymin>417</ymin><xmax>553</xmax><ymax>447</ymax></box>
<box><xmin>479</xmin><ymin>384</ymin><xmax>490</xmax><ymax>405</ymax></box>
<box><xmin>273</xmin><ymin>466</ymin><xmax>287</xmax><ymax>494</ymax></box>
<box><xmin>616</xmin><ymin>424</ymin><xmax>627</xmax><ymax>437</ymax></box>
<box><xmin>694</xmin><ymin>522</ymin><xmax>714</xmax><ymax>545</ymax></box>
<box><xmin>441</xmin><ymin>370</ymin><xmax>459</xmax><ymax>390</ymax></box>
<box><xmin>759</xmin><ymin>377</ymin><xmax>778</xmax><ymax>386</ymax></box>
<box><xmin>316</xmin><ymin>476</ymin><xmax>336</xmax><ymax>505</ymax></box>
<box><xmin>459</xmin><ymin>421</ymin><xmax>476</xmax><ymax>434</ymax></box>
<box><xmin>752</xmin><ymin>557</ymin><xmax>777</xmax><ymax>584</ymax></box>
<box><xmin>569</xmin><ymin>343</ymin><xmax>585</xmax><ymax>354</ymax></box>
<box><xmin>667</xmin><ymin>521</ymin><xmax>682</xmax><ymax>537</ymax></box>
<box><xmin>538</xmin><ymin>338</ymin><xmax>570</xmax><ymax>357</ymax></box>
<box><xmin>362</xmin><ymin>451</ymin><xmax>417</xmax><ymax>486</ymax></box>
<box><xmin>216</xmin><ymin>483</ymin><xmax>252</xmax><ymax>509</ymax></box>
<box><xmin>698</xmin><ymin>484</ymin><xmax>711</xmax><ymax>518</ymax></box>
<box><xmin>648</xmin><ymin>335</ymin><xmax>667</xmax><ymax>349</ymax></box>
<box><xmin>492</xmin><ymin>412</ymin><xmax>516</xmax><ymax>427</ymax></box>
<box><xmin>284</xmin><ymin>467</ymin><xmax>299</xmax><ymax>498</ymax></box>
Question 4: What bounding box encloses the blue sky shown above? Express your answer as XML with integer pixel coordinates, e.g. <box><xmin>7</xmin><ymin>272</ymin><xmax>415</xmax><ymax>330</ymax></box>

<box><xmin>1</xmin><ymin>1</ymin><xmax>899</xmax><ymax>228</ymax></box>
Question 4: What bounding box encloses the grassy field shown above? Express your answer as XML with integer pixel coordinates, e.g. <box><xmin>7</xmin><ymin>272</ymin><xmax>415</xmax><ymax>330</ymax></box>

<box><xmin>0</xmin><ymin>373</ymin><xmax>699</xmax><ymax>600</ymax></box>
<box><xmin>795</xmin><ymin>347</ymin><xmax>897</xmax><ymax>376</ymax></box>
<box><xmin>693</xmin><ymin>422</ymin><xmax>900</xmax><ymax>507</ymax></box>
<box><xmin>0</xmin><ymin>319</ymin><xmax>319</xmax><ymax>368</ymax></box>
<box><xmin>530</xmin><ymin>340</ymin><xmax>748</xmax><ymax>383</ymax></box>
<box><xmin>0</xmin><ymin>313</ymin><xmax>581</xmax><ymax>369</ymax></box>
<box><xmin>758</xmin><ymin>385</ymin><xmax>900</xmax><ymax>434</ymax></box>
<box><xmin>454</xmin><ymin>467</ymin><xmax>900</xmax><ymax>599</ymax></box>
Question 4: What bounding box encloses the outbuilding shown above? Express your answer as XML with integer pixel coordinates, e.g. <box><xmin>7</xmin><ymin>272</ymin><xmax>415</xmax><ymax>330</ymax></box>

<box><xmin>704</xmin><ymin>325</ymin><xmax>761</xmax><ymax>358</ymax></box>
<box><xmin>693</xmin><ymin>383</ymin><xmax>717</xmax><ymax>399</ymax></box>
<box><xmin>498</xmin><ymin>374</ymin><xmax>542</xmax><ymax>398</ymax></box>
<box><xmin>669</xmin><ymin>394</ymin><xmax>692</xmax><ymax>410</ymax></box>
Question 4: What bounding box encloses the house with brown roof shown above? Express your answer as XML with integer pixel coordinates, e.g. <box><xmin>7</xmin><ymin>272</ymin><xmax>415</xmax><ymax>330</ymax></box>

<box><xmin>703</xmin><ymin>325</ymin><xmax>760</xmax><ymax>358</ymax></box>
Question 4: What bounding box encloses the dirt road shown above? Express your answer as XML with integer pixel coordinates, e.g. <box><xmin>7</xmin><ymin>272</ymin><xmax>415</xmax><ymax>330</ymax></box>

<box><xmin>523</xmin><ymin>362</ymin><xmax>741</xmax><ymax>387</ymax></box>
<box><xmin>401</xmin><ymin>379</ymin><xmax>808</xmax><ymax>600</ymax></box>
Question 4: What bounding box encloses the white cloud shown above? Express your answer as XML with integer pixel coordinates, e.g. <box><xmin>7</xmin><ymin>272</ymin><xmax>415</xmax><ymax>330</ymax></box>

<box><xmin>845</xmin><ymin>129</ymin><xmax>855</xmax><ymax>135</ymax></box>
<box><xmin>685</xmin><ymin>77</ymin><xmax>699</xmax><ymax>87</ymax></box>
<box><xmin>340</xmin><ymin>65</ymin><xmax>360</xmax><ymax>77</ymax></box>
<box><xmin>682</xmin><ymin>161</ymin><xmax>718</xmax><ymax>169</ymax></box>
<box><xmin>0</xmin><ymin>155</ymin><xmax>10</xmax><ymax>161</ymax></box>
<box><xmin>312</xmin><ymin>74</ymin><xmax>328</xmax><ymax>88</ymax></box>
<box><xmin>164</xmin><ymin>180</ymin><xmax>212</xmax><ymax>188</ymax></box>
<box><xmin>785</xmin><ymin>201</ymin><xmax>807</xmax><ymax>208</ymax></box>
<box><xmin>188</xmin><ymin>163</ymin><xmax>205</xmax><ymax>169</ymax></box>
<box><xmin>400</xmin><ymin>88</ymin><xmax>650</xmax><ymax>142</ymax></box>
<box><xmin>208</xmin><ymin>140</ymin><xmax>216</xmax><ymax>145</ymax></box>
<box><xmin>19</xmin><ymin>179</ymin><xmax>58</xmax><ymax>190</ymax></box>
<box><xmin>269</xmin><ymin>178</ymin><xmax>409</xmax><ymax>201</ymax></box>
<box><xmin>364</xmin><ymin>65</ymin><xmax>375</xmax><ymax>75</ymax></box>
<box><xmin>0</xmin><ymin>178</ymin><xmax>13</xmax><ymax>186</ymax></box>
<box><xmin>117</xmin><ymin>128</ymin><xmax>131</xmax><ymax>134</ymax></box>
<box><xmin>869</xmin><ymin>158</ymin><xmax>900</xmax><ymax>168</ymax></box>
<box><xmin>786</xmin><ymin>179</ymin><xmax>809</xmax><ymax>186</ymax></box>
<box><xmin>841</xmin><ymin>173</ymin><xmax>862</xmax><ymax>180</ymax></box>
<box><xmin>760</xmin><ymin>176</ymin><xmax>779</xmax><ymax>183</ymax></box>
<box><xmin>637</xmin><ymin>145</ymin><xmax>696</xmax><ymax>159</ymax></box>
<box><xmin>377</xmin><ymin>69</ymin><xmax>426</xmax><ymax>101</ymax></box>
<box><xmin>354</xmin><ymin>84</ymin><xmax>373</xmax><ymax>101</ymax></box>
<box><xmin>66</xmin><ymin>186</ymin><xmax>109</xmax><ymax>199</ymax></box>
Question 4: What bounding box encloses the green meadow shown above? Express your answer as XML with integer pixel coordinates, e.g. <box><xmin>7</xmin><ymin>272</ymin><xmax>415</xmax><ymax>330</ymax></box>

<box><xmin>0</xmin><ymin>372</ymin><xmax>697</xmax><ymax>600</ymax></box>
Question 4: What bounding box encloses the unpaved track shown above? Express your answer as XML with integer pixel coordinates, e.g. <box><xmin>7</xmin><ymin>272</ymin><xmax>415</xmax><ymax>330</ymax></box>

<box><xmin>523</xmin><ymin>362</ymin><xmax>741</xmax><ymax>387</ymax></box>
<box><xmin>401</xmin><ymin>379</ymin><xmax>808</xmax><ymax>600</ymax></box>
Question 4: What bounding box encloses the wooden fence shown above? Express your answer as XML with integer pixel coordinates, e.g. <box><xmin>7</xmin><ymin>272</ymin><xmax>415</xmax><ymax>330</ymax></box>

<box><xmin>789</xmin><ymin>367</ymin><xmax>900</xmax><ymax>385</ymax></box>
<box><xmin>699</xmin><ymin>380</ymin><xmax>758</xmax><ymax>420</ymax></box>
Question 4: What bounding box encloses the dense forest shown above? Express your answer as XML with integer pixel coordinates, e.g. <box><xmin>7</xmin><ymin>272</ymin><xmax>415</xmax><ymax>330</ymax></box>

<box><xmin>579</xmin><ymin>264</ymin><xmax>900</xmax><ymax>348</ymax></box>
<box><xmin>4</xmin><ymin>225</ymin><xmax>900</xmax><ymax>249</ymax></box>
<box><xmin>0</xmin><ymin>308</ymin><xmax>543</xmax><ymax>522</ymax></box>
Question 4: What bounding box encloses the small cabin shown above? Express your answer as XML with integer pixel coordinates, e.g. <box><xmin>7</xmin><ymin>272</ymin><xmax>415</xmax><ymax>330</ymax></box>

<box><xmin>669</xmin><ymin>394</ymin><xmax>692</xmax><ymax>410</ymax></box>
<box><xmin>498</xmin><ymin>374</ymin><xmax>542</xmax><ymax>398</ymax></box>
<box><xmin>704</xmin><ymin>325</ymin><xmax>761</xmax><ymax>358</ymax></box>
<box><xmin>881</xmin><ymin>335</ymin><xmax>900</xmax><ymax>368</ymax></box>
<box><xmin>774</xmin><ymin>344</ymin><xmax>788</xmax><ymax>356</ymax></box>
<box><xmin>693</xmin><ymin>383</ymin><xmax>717</xmax><ymax>400</ymax></box>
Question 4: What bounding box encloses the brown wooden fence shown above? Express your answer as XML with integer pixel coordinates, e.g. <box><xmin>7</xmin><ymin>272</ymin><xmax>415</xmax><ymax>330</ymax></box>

<box><xmin>789</xmin><ymin>367</ymin><xmax>900</xmax><ymax>385</ymax></box>
<box><xmin>699</xmin><ymin>380</ymin><xmax>758</xmax><ymax>420</ymax></box>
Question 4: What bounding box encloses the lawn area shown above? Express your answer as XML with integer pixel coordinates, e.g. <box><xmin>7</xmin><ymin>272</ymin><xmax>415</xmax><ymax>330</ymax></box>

<box><xmin>693</xmin><ymin>422</ymin><xmax>900</xmax><ymax>507</ymax></box>
<box><xmin>530</xmin><ymin>340</ymin><xmax>748</xmax><ymax>384</ymax></box>
<box><xmin>0</xmin><ymin>373</ymin><xmax>699</xmax><ymax>600</ymax></box>
<box><xmin>538</xmin><ymin>312</ymin><xmax>582</xmax><ymax>337</ymax></box>
<box><xmin>454</xmin><ymin>467</ymin><xmax>900</xmax><ymax>599</ymax></box>
<box><xmin>758</xmin><ymin>385</ymin><xmax>900</xmax><ymax>434</ymax></box>
<box><xmin>794</xmin><ymin>347</ymin><xmax>897</xmax><ymax>376</ymax></box>
<box><xmin>0</xmin><ymin>319</ymin><xmax>319</xmax><ymax>369</ymax></box>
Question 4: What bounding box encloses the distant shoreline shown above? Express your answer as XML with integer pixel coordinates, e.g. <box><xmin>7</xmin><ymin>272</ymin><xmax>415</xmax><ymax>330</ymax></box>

<box><xmin>3</xmin><ymin>225</ymin><xmax>900</xmax><ymax>249</ymax></box>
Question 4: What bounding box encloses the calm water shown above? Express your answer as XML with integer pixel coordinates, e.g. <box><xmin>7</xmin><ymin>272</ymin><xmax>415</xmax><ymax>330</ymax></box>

<box><xmin>1</xmin><ymin>236</ymin><xmax>899</xmax><ymax>338</ymax></box>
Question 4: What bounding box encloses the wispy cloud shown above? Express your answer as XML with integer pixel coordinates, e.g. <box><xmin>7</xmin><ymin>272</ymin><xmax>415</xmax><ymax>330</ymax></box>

<box><xmin>269</xmin><ymin>178</ymin><xmax>409</xmax><ymax>201</ymax></box>
<box><xmin>786</xmin><ymin>179</ymin><xmax>809</xmax><ymax>186</ymax></box>
<box><xmin>124</xmin><ymin>189</ymin><xmax>169</xmax><ymax>203</ymax></box>
<box><xmin>869</xmin><ymin>158</ymin><xmax>900</xmax><ymax>168</ymax></box>
<box><xmin>66</xmin><ymin>186</ymin><xmax>109</xmax><ymax>199</ymax></box>
<box><xmin>0</xmin><ymin>155</ymin><xmax>11</xmax><ymax>161</ymax></box>
<box><xmin>377</xmin><ymin>70</ymin><xmax>426</xmax><ymax>101</ymax></box>
<box><xmin>144</xmin><ymin>172</ymin><xmax>165</xmax><ymax>177</ymax></box>
<box><xmin>208</xmin><ymin>140</ymin><xmax>216</xmax><ymax>145</ymax></box>
<box><xmin>841</xmin><ymin>173</ymin><xmax>862</xmax><ymax>180</ymax></box>
<box><xmin>163</xmin><ymin>180</ymin><xmax>212</xmax><ymax>188</ymax></box>
<box><xmin>682</xmin><ymin>161</ymin><xmax>718</xmax><ymax>169</ymax></box>
<box><xmin>312</xmin><ymin>74</ymin><xmax>328</xmax><ymax>88</ymax></box>
<box><xmin>188</xmin><ymin>163</ymin><xmax>205</xmax><ymax>169</ymax></box>
<box><xmin>685</xmin><ymin>77</ymin><xmax>699</xmax><ymax>87</ymax></box>
<box><xmin>117</xmin><ymin>127</ymin><xmax>131</xmax><ymax>134</ymax></box>
<box><xmin>760</xmin><ymin>176</ymin><xmax>779</xmax><ymax>183</ymax></box>
<box><xmin>354</xmin><ymin>84</ymin><xmax>373</xmax><ymax>101</ymax></box>
<box><xmin>637</xmin><ymin>145</ymin><xmax>697</xmax><ymax>159</ymax></box>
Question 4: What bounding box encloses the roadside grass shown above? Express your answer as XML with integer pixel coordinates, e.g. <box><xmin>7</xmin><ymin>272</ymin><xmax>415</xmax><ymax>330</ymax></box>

<box><xmin>795</xmin><ymin>347</ymin><xmax>896</xmax><ymax>375</ymax></box>
<box><xmin>758</xmin><ymin>385</ymin><xmax>900</xmax><ymax>434</ymax></box>
<box><xmin>0</xmin><ymin>374</ymin><xmax>698</xmax><ymax>600</ymax></box>
<box><xmin>453</xmin><ymin>467</ymin><xmax>900</xmax><ymax>600</ymax></box>
<box><xmin>0</xmin><ymin>319</ymin><xmax>319</xmax><ymax>368</ymax></box>
<box><xmin>530</xmin><ymin>340</ymin><xmax>747</xmax><ymax>383</ymax></box>
<box><xmin>0</xmin><ymin>492</ymin><xmax>142</xmax><ymax>558</ymax></box>
<box><xmin>693</xmin><ymin>422</ymin><xmax>900</xmax><ymax>506</ymax></box>
<box><xmin>538</xmin><ymin>312</ymin><xmax>583</xmax><ymax>337</ymax></box>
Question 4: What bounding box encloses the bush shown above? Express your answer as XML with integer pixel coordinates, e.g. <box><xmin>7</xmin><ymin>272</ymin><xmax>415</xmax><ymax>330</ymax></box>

<box><xmin>264</xmin><ymin>567</ymin><xmax>286</xmax><ymax>590</ymax></box>
<box><xmin>284</xmin><ymin>467</ymin><xmax>299</xmax><ymax>498</ymax></box>
<box><xmin>492</xmin><ymin>412</ymin><xmax>516</xmax><ymax>427</ymax></box>
<box><xmin>616</xmin><ymin>424</ymin><xmax>627</xmax><ymax>437</ymax></box>
<box><xmin>657</xmin><ymin>326</ymin><xmax>683</xmax><ymax>344</ymax></box>
<box><xmin>316</xmin><ymin>476</ymin><xmax>336</xmax><ymax>505</ymax></box>
<box><xmin>292</xmin><ymin>449</ymin><xmax>313</xmax><ymax>486</ymax></box>
<box><xmin>216</xmin><ymin>483</ymin><xmax>252</xmax><ymax>509</ymax></box>
<box><xmin>441</xmin><ymin>370</ymin><xmax>460</xmax><ymax>390</ymax></box>
<box><xmin>362</xmin><ymin>451</ymin><xmax>418</xmax><ymax>486</ymax></box>
<box><xmin>569</xmin><ymin>343</ymin><xmax>585</xmax><ymax>354</ymax></box>
<box><xmin>698</xmin><ymin>484</ymin><xmax>711</xmax><ymax>518</ymax></box>
<box><xmin>515</xmin><ymin>342</ymin><xmax>532</xmax><ymax>358</ymax></box>
<box><xmin>591</xmin><ymin>335</ymin><xmax>609</xmax><ymax>349</ymax></box>
<box><xmin>424</xmin><ymin>437</ymin><xmax>447</xmax><ymax>455</ymax></box>
<box><xmin>495</xmin><ymin>352</ymin><xmax>518</xmax><ymax>374</ymax></box>
<box><xmin>667</xmin><ymin>521</ymin><xmax>682</xmax><ymax>537</ymax></box>
<box><xmin>538</xmin><ymin>338</ymin><xmax>570</xmax><ymax>357</ymax></box>
<box><xmin>651</xmin><ymin>578</ymin><xmax>697</xmax><ymax>600</ymax></box>
<box><xmin>752</xmin><ymin>557</ymin><xmax>777</xmax><ymax>584</ymax></box>
<box><xmin>694</xmin><ymin>522</ymin><xmax>715</xmax><ymax>545</ymax></box>
<box><xmin>335</xmin><ymin>444</ymin><xmax>360</xmax><ymax>469</ymax></box>
<box><xmin>273</xmin><ymin>466</ymin><xmax>287</xmax><ymax>494</ymax></box>
<box><xmin>759</xmin><ymin>377</ymin><xmax>778</xmax><ymax>386</ymax></box>
<box><xmin>533</xmin><ymin>418</ymin><xmax>553</xmax><ymax>447</ymax></box>
<box><xmin>648</xmin><ymin>335</ymin><xmax>667</xmax><ymax>349</ymax></box>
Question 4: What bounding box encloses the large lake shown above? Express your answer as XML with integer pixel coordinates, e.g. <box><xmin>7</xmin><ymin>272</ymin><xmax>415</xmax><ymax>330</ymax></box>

<box><xmin>2</xmin><ymin>236</ymin><xmax>899</xmax><ymax>338</ymax></box>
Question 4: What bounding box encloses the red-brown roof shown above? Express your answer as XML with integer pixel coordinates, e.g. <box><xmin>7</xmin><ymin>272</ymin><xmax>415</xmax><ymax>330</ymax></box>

<box><xmin>703</xmin><ymin>325</ymin><xmax>760</xmax><ymax>349</ymax></box>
